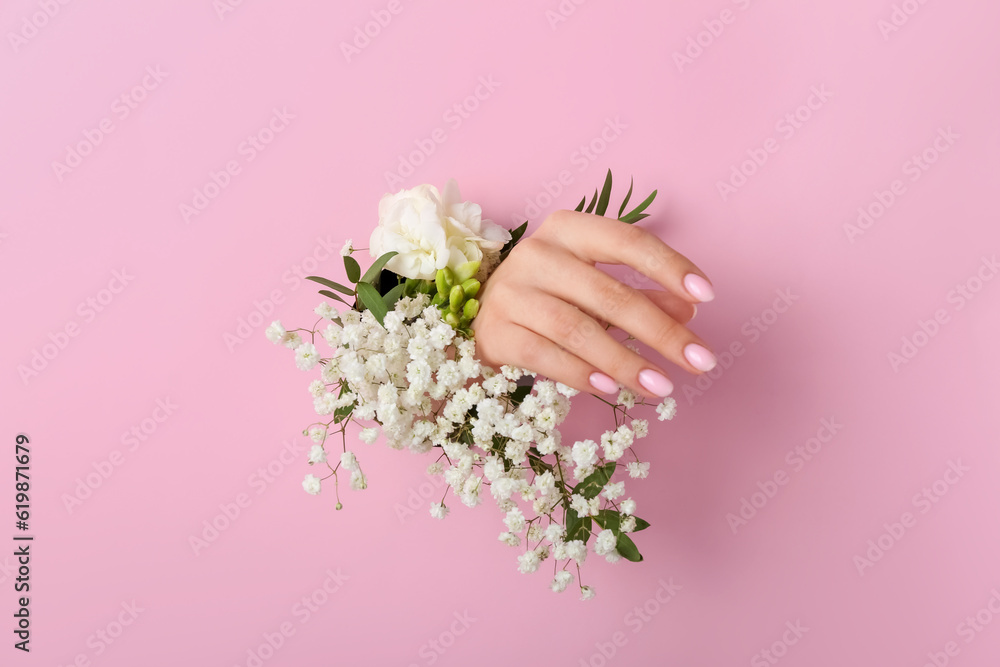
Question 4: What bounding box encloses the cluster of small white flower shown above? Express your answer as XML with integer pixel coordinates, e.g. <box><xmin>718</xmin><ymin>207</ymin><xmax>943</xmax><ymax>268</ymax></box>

<box><xmin>266</xmin><ymin>292</ymin><xmax>677</xmax><ymax>600</ymax></box>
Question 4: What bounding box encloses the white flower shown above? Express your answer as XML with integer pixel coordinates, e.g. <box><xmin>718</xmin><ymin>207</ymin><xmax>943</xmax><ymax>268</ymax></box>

<box><xmin>656</xmin><ymin>397</ymin><xmax>678</xmax><ymax>421</ymax></box>
<box><xmin>621</xmin><ymin>515</ymin><xmax>637</xmax><ymax>533</ymax></box>
<box><xmin>544</xmin><ymin>523</ymin><xmax>565</xmax><ymax>543</ymax></box>
<box><xmin>308</xmin><ymin>425</ymin><xmax>327</xmax><ymax>443</ymax></box>
<box><xmin>517</xmin><ymin>549</ymin><xmax>541</xmax><ymax>574</ymax></box>
<box><xmin>617</xmin><ymin>388</ymin><xmax>636</xmax><ymax>409</ymax></box>
<box><xmin>504</xmin><ymin>507</ymin><xmax>526</xmax><ymax>533</ymax></box>
<box><xmin>294</xmin><ymin>342</ymin><xmax>319</xmax><ymax>371</ymax></box>
<box><xmin>429</xmin><ymin>502</ymin><xmax>449</xmax><ymax>519</ymax></box>
<box><xmin>370</xmin><ymin>180</ymin><xmax>510</xmax><ymax>280</ymax></box>
<box><xmin>499</xmin><ymin>531</ymin><xmax>520</xmax><ymax>547</ymax></box>
<box><xmin>571</xmin><ymin>439</ymin><xmax>599</xmax><ymax>468</ymax></box>
<box><xmin>340</xmin><ymin>451</ymin><xmax>359</xmax><ymax>472</ymax></box>
<box><xmin>359</xmin><ymin>427</ymin><xmax>379</xmax><ymax>445</ymax></box>
<box><xmin>580</xmin><ymin>585</ymin><xmax>596</xmax><ymax>600</ymax></box>
<box><xmin>314</xmin><ymin>301</ymin><xmax>337</xmax><ymax>320</ymax></box>
<box><xmin>349</xmin><ymin>471</ymin><xmax>367</xmax><ymax>490</ymax></box>
<box><xmin>307</xmin><ymin>445</ymin><xmax>327</xmax><ymax>464</ymax></box>
<box><xmin>265</xmin><ymin>320</ymin><xmax>286</xmax><ymax>344</ymax></box>
<box><xmin>302</xmin><ymin>474</ymin><xmax>321</xmax><ymax>495</ymax></box>
<box><xmin>595</xmin><ymin>529</ymin><xmax>618</xmax><ymax>556</ymax></box>
<box><xmin>626</xmin><ymin>462</ymin><xmax>650</xmax><ymax>479</ymax></box>
<box><xmin>632</xmin><ymin>419</ymin><xmax>649</xmax><ymax>439</ymax></box>
<box><xmin>620</xmin><ymin>498</ymin><xmax>637</xmax><ymax>515</ymax></box>
<box><xmin>340</xmin><ymin>238</ymin><xmax>354</xmax><ymax>256</ymax></box>
<box><xmin>551</xmin><ymin>570</ymin><xmax>574</xmax><ymax>593</ymax></box>
<box><xmin>564</xmin><ymin>540</ymin><xmax>587</xmax><ymax>565</ymax></box>
<box><xmin>602</xmin><ymin>481</ymin><xmax>625</xmax><ymax>500</ymax></box>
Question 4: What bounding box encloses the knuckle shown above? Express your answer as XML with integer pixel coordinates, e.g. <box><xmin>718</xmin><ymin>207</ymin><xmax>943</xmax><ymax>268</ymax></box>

<box><xmin>651</xmin><ymin>316</ymin><xmax>684</xmax><ymax>350</ymax></box>
<box><xmin>519</xmin><ymin>335</ymin><xmax>545</xmax><ymax>368</ymax></box>
<box><xmin>595</xmin><ymin>279</ymin><xmax>634</xmax><ymax>319</ymax></box>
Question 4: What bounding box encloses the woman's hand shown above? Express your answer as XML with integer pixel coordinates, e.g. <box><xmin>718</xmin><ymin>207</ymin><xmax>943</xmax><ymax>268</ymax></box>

<box><xmin>471</xmin><ymin>210</ymin><xmax>717</xmax><ymax>399</ymax></box>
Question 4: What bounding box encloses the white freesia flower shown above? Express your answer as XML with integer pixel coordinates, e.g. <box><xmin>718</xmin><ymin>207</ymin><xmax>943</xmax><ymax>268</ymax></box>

<box><xmin>370</xmin><ymin>180</ymin><xmax>511</xmax><ymax>280</ymax></box>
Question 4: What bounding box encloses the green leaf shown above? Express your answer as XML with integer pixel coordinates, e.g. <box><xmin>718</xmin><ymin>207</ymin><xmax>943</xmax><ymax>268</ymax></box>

<box><xmin>343</xmin><ymin>256</ymin><xmax>361</xmax><ymax>283</ymax></box>
<box><xmin>360</xmin><ymin>251</ymin><xmax>398</xmax><ymax>284</ymax></box>
<box><xmin>317</xmin><ymin>290</ymin><xmax>351</xmax><ymax>307</ymax></box>
<box><xmin>594</xmin><ymin>169</ymin><xmax>613</xmax><ymax>216</ymax></box>
<box><xmin>617</xmin><ymin>177</ymin><xmax>635</xmax><ymax>218</ymax></box>
<box><xmin>306</xmin><ymin>276</ymin><xmax>354</xmax><ymax>296</ymax></box>
<box><xmin>509</xmin><ymin>381</ymin><xmax>533</xmax><ymax>405</ymax></box>
<box><xmin>576</xmin><ymin>461</ymin><xmax>616</xmax><ymax>499</ymax></box>
<box><xmin>593</xmin><ymin>509</ymin><xmax>621</xmax><ymax>532</ymax></box>
<box><xmin>584</xmin><ymin>187</ymin><xmax>598</xmax><ymax>214</ymax></box>
<box><xmin>382</xmin><ymin>283</ymin><xmax>406</xmax><ymax>309</ymax></box>
<box><xmin>631</xmin><ymin>516</ymin><xmax>651</xmax><ymax>532</ymax></box>
<box><xmin>356</xmin><ymin>282</ymin><xmax>388</xmax><ymax>325</ymax></box>
<box><xmin>499</xmin><ymin>221</ymin><xmax>528</xmax><ymax>262</ymax></box>
<box><xmin>574</xmin><ymin>195</ymin><xmax>586</xmax><ymax>212</ymax></box>
<box><xmin>565</xmin><ymin>508</ymin><xmax>583</xmax><ymax>540</ymax></box>
<box><xmin>620</xmin><ymin>189</ymin><xmax>657</xmax><ymax>224</ymax></box>
<box><xmin>333</xmin><ymin>385</ymin><xmax>354</xmax><ymax>423</ymax></box>
<box><xmin>615</xmin><ymin>533</ymin><xmax>643</xmax><ymax>562</ymax></box>
<box><xmin>527</xmin><ymin>451</ymin><xmax>551</xmax><ymax>477</ymax></box>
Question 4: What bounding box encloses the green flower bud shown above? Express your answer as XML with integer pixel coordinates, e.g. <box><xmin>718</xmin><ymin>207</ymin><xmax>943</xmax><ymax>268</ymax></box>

<box><xmin>463</xmin><ymin>298</ymin><xmax>479</xmax><ymax>320</ymax></box>
<box><xmin>435</xmin><ymin>268</ymin><xmax>454</xmax><ymax>295</ymax></box>
<box><xmin>449</xmin><ymin>284</ymin><xmax>464</xmax><ymax>312</ymax></box>
<box><xmin>431</xmin><ymin>292</ymin><xmax>446</xmax><ymax>307</ymax></box>
<box><xmin>445</xmin><ymin>312</ymin><xmax>461</xmax><ymax>328</ymax></box>
<box><xmin>335</xmin><ymin>502</ymin><xmax>343</xmax><ymax>510</ymax></box>
<box><xmin>454</xmin><ymin>261</ymin><xmax>480</xmax><ymax>283</ymax></box>
<box><xmin>461</xmin><ymin>278</ymin><xmax>481</xmax><ymax>298</ymax></box>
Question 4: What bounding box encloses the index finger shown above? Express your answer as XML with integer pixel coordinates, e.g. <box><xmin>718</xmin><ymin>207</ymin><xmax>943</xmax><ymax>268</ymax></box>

<box><xmin>536</xmin><ymin>210</ymin><xmax>716</xmax><ymax>303</ymax></box>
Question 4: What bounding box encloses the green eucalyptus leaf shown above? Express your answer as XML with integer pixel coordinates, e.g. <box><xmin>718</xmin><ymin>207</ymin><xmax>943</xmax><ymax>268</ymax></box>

<box><xmin>356</xmin><ymin>282</ymin><xmax>388</xmax><ymax>325</ymax></box>
<box><xmin>382</xmin><ymin>283</ymin><xmax>406</xmax><ymax>309</ymax></box>
<box><xmin>317</xmin><ymin>290</ymin><xmax>351</xmax><ymax>307</ymax></box>
<box><xmin>574</xmin><ymin>195</ymin><xmax>586</xmax><ymax>212</ymax></box>
<box><xmin>360</xmin><ymin>251</ymin><xmax>398</xmax><ymax>284</ymax></box>
<box><xmin>615</xmin><ymin>533</ymin><xmax>643</xmax><ymax>562</ymax></box>
<box><xmin>306</xmin><ymin>276</ymin><xmax>354</xmax><ymax>295</ymax></box>
<box><xmin>585</xmin><ymin>187</ymin><xmax>598</xmax><ymax>214</ymax></box>
<box><xmin>343</xmin><ymin>256</ymin><xmax>361</xmax><ymax>283</ymax></box>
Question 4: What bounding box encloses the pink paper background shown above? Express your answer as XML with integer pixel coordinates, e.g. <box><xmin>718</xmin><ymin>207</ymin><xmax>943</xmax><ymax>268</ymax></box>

<box><xmin>3</xmin><ymin>0</ymin><xmax>1000</xmax><ymax>665</ymax></box>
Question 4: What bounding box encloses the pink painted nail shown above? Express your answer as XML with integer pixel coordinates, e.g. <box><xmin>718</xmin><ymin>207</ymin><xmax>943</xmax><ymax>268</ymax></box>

<box><xmin>683</xmin><ymin>274</ymin><xmax>715</xmax><ymax>302</ymax></box>
<box><xmin>684</xmin><ymin>344</ymin><xmax>717</xmax><ymax>372</ymax></box>
<box><xmin>589</xmin><ymin>372</ymin><xmax>619</xmax><ymax>394</ymax></box>
<box><xmin>638</xmin><ymin>369</ymin><xmax>674</xmax><ymax>397</ymax></box>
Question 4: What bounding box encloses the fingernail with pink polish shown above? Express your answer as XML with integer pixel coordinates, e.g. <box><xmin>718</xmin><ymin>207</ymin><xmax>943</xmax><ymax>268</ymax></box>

<box><xmin>638</xmin><ymin>369</ymin><xmax>674</xmax><ymax>397</ymax></box>
<box><xmin>683</xmin><ymin>274</ymin><xmax>715</xmax><ymax>302</ymax></box>
<box><xmin>589</xmin><ymin>372</ymin><xmax>619</xmax><ymax>395</ymax></box>
<box><xmin>684</xmin><ymin>344</ymin><xmax>717</xmax><ymax>372</ymax></box>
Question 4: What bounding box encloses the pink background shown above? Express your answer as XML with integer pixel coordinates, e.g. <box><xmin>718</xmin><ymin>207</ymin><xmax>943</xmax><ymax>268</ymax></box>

<box><xmin>3</xmin><ymin>0</ymin><xmax>1000</xmax><ymax>665</ymax></box>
